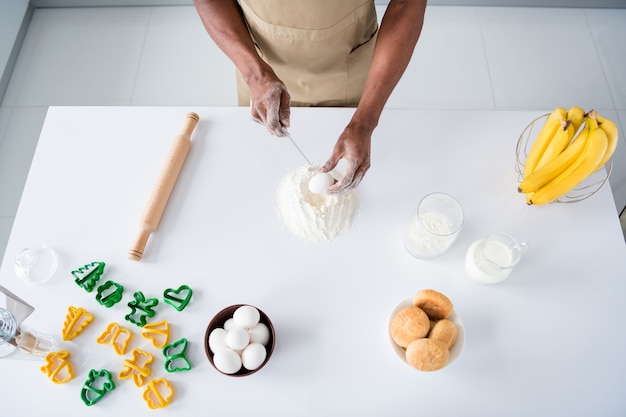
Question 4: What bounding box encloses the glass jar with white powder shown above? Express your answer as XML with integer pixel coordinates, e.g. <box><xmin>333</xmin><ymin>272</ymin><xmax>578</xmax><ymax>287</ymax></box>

<box><xmin>404</xmin><ymin>193</ymin><xmax>464</xmax><ymax>260</ymax></box>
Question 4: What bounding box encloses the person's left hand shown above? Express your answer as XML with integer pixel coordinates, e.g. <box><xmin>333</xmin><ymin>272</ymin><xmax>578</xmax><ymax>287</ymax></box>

<box><xmin>319</xmin><ymin>123</ymin><xmax>372</xmax><ymax>194</ymax></box>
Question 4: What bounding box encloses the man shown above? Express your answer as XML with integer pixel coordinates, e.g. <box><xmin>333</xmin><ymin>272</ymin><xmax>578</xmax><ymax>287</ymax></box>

<box><xmin>194</xmin><ymin>0</ymin><xmax>427</xmax><ymax>194</ymax></box>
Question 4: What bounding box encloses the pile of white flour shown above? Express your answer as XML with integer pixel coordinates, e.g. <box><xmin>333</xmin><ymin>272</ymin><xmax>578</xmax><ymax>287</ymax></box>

<box><xmin>275</xmin><ymin>166</ymin><xmax>359</xmax><ymax>242</ymax></box>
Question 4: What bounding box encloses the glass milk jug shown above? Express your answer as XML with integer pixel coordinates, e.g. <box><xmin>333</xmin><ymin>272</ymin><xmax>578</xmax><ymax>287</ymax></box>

<box><xmin>465</xmin><ymin>233</ymin><xmax>528</xmax><ymax>284</ymax></box>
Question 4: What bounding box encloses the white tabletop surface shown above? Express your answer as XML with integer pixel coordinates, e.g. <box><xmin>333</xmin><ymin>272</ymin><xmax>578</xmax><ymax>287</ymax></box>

<box><xmin>1</xmin><ymin>106</ymin><xmax>625</xmax><ymax>416</ymax></box>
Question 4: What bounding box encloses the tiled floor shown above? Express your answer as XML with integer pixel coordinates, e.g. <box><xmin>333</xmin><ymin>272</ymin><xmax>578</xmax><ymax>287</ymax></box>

<box><xmin>1</xmin><ymin>5</ymin><xmax>625</xmax><ymax>264</ymax></box>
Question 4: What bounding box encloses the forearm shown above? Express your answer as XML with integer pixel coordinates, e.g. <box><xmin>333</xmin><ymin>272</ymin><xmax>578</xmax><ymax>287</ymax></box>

<box><xmin>351</xmin><ymin>0</ymin><xmax>427</xmax><ymax>132</ymax></box>
<box><xmin>193</xmin><ymin>0</ymin><xmax>275</xmax><ymax>86</ymax></box>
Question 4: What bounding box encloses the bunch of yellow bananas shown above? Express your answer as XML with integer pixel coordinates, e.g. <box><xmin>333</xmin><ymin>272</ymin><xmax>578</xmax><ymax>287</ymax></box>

<box><xmin>518</xmin><ymin>106</ymin><xmax>618</xmax><ymax>205</ymax></box>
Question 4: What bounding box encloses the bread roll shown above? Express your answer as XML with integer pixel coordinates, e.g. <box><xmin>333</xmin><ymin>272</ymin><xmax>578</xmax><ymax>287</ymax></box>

<box><xmin>406</xmin><ymin>338</ymin><xmax>449</xmax><ymax>371</ymax></box>
<box><xmin>390</xmin><ymin>306</ymin><xmax>430</xmax><ymax>348</ymax></box>
<box><xmin>428</xmin><ymin>319</ymin><xmax>457</xmax><ymax>350</ymax></box>
<box><xmin>413</xmin><ymin>289</ymin><xmax>453</xmax><ymax>320</ymax></box>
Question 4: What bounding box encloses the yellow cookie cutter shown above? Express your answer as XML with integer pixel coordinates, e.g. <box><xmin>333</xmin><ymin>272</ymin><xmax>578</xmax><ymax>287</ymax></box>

<box><xmin>62</xmin><ymin>306</ymin><xmax>94</xmax><ymax>341</ymax></box>
<box><xmin>97</xmin><ymin>322</ymin><xmax>133</xmax><ymax>355</ymax></box>
<box><xmin>141</xmin><ymin>320</ymin><xmax>169</xmax><ymax>349</ymax></box>
<box><xmin>143</xmin><ymin>378</ymin><xmax>174</xmax><ymax>409</ymax></box>
<box><xmin>41</xmin><ymin>350</ymin><xmax>74</xmax><ymax>384</ymax></box>
<box><xmin>118</xmin><ymin>348</ymin><xmax>154</xmax><ymax>387</ymax></box>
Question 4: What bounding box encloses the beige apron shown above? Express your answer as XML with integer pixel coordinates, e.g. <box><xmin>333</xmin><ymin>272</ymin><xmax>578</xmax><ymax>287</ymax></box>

<box><xmin>237</xmin><ymin>0</ymin><xmax>378</xmax><ymax>107</ymax></box>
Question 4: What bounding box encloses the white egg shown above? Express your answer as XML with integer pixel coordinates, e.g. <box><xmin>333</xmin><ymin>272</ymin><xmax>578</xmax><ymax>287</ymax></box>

<box><xmin>208</xmin><ymin>327</ymin><xmax>228</xmax><ymax>353</ymax></box>
<box><xmin>233</xmin><ymin>305</ymin><xmax>260</xmax><ymax>329</ymax></box>
<box><xmin>223</xmin><ymin>318</ymin><xmax>236</xmax><ymax>331</ymax></box>
<box><xmin>308</xmin><ymin>172</ymin><xmax>334</xmax><ymax>195</ymax></box>
<box><xmin>213</xmin><ymin>348</ymin><xmax>242</xmax><ymax>374</ymax></box>
<box><xmin>242</xmin><ymin>343</ymin><xmax>267</xmax><ymax>371</ymax></box>
<box><xmin>226</xmin><ymin>327</ymin><xmax>250</xmax><ymax>351</ymax></box>
<box><xmin>248</xmin><ymin>322</ymin><xmax>270</xmax><ymax>346</ymax></box>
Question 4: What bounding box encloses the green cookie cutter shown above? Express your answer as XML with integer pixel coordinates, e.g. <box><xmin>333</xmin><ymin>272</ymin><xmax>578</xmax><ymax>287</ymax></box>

<box><xmin>163</xmin><ymin>285</ymin><xmax>193</xmax><ymax>312</ymax></box>
<box><xmin>72</xmin><ymin>261</ymin><xmax>105</xmax><ymax>293</ymax></box>
<box><xmin>163</xmin><ymin>338</ymin><xmax>192</xmax><ymax>373</ymax></box>
<box><xmin>95</xmin><ymin>280</ymin><xmax>124</xmax><ymax>308</ymax></box>
<box><xmin>125</xmin><ymin>291</ymin><xmax>158</xmax><ymax>327</ymax></box>
<box><xmin>80</xmin><ymin>369</ymin><xmax>115</xmax><ymax>406</ymax></box>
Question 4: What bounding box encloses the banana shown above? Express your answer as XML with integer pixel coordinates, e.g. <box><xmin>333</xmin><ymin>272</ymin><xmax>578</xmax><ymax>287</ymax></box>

<box><xmin>535</xmin><ymin>120</ymin><xmax>574</xmax><ymax>170</ymax></box>
<box><xmin>523</xmin><ymin>107</ymin><xmax>567</xmax><ymax>177</ymax></box>
<box><xmin>525</xmin><ymin>192</ymin><xmax>533</xmax><ymax>205</ymax></box>
<box><xmin>518</xmin><ymin>118</ymin><xmax>590</xmax><ymax>194</ymax></box>
<box><xmin>534</xmin><ymin>107</ymin><xmax>585</xmax><ymax>170</ymax></box>
<box><xmin>595</xmin><ymin>112</ymin><xmax>619</xmax><ymax>171</ymax></box>
<box><xmin>567</xmin><ymin>106</ymin><xmax>585</xmax><ymax>131</ymax></box>
<box><xmin>529</xmin><ymin>116</ymin><xmax>608</xmax><ymax>205</ymax></box>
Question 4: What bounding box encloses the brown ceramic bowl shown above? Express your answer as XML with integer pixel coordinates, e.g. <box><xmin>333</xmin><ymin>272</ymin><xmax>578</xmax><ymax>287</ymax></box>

<box><xmin>204</xmin><ymin>304</ymin><xmax>275</xmax><ymax>377</ymax></box>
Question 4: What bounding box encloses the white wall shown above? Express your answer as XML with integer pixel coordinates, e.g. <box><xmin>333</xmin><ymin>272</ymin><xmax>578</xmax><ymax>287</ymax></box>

<box><xmin>27</xmin><ymin>0</ymin><xmax>626</xmax><ymax>7</ymax></box>
<box><xmin>0</xmin><ymin>0</ymin><xmax>31</xmax><ymax>100</ymax></box>
<box><xmin>2</xmin><ymin>0</ymin><xmax>624</xmax><ymax>100</ymax></box>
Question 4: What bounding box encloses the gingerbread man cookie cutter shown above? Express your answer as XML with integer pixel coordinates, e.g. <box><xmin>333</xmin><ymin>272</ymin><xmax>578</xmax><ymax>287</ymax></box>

<box><xmin>125</xmin><ymin>291</ymin><xmax>158</xmax><ymax>327</ymax></box>
<box><xmin>118</xmin><ymin>348</ymin><xmax>154</xmax><ymax>387</ymax></box>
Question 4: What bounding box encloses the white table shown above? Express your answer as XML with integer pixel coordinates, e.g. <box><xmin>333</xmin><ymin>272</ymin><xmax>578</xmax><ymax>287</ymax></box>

<box><xmin>1</xmin><ymin>107</ymin><xmax>625</xmax><ymax>416</ymax></box>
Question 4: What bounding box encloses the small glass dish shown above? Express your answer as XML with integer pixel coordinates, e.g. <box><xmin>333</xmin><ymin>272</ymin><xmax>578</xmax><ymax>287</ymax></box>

<box><xmin>14</xmin><ymin>244</ymin><xmax>59</xmax><ymax>284</ymax></box>
<box><xmin>515</xmin><ymin>113</ymin><xmax>612</xmax><ymax>203</ymax></box>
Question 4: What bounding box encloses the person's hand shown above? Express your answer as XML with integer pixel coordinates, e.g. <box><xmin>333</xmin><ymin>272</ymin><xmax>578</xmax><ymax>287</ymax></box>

<box><xmin>319</xmin><ymin>124</ymin><xmax>372</xmax><ymax>194</ymax></box>
<box><xmin>249</xmin><ymin>74</ymin><xmax>291</xmax><ymax>136</ymax></box>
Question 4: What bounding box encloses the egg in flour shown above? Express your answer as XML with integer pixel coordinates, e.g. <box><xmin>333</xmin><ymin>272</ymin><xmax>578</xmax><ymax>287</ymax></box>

<box><xmin>275</xmin><ymin>165</ymin><xmax>359</xmax><ymax>242</ymax></box>
<box><xmin>308</xmin><ymin>172</ymin><xmax>335</xmax><ymax>195</ymax></box>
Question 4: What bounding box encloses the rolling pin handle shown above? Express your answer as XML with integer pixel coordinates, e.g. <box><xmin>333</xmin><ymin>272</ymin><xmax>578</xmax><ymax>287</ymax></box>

<box><xmin>183</xmin><ymin>112</ymin><xmax>200</xmax><ymax>136</ymax></box>
<box><xmin>128</xmin><ymin>229</ymin><xmax>151</xmax><ymax>262</ymax></box>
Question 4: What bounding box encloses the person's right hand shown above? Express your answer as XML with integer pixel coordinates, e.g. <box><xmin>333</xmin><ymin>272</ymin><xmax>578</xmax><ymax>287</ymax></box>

<box><xmin>249</xmin><ymin>74</ymin><xmax>291</xmax><ymax>137</ymax></box>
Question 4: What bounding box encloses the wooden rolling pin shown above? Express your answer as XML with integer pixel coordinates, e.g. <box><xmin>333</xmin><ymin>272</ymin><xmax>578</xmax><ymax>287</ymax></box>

<box><xmin>128</xmin><ymin>112</ymin><xmax>199</xmax><ymax>261</ymax></box>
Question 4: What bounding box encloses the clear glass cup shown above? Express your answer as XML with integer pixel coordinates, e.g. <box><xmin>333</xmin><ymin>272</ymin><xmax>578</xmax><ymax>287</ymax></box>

<box><xmin>404</xmin><ymin>193</ymin><xmax>464</xmax><ymax>259</ymax></box>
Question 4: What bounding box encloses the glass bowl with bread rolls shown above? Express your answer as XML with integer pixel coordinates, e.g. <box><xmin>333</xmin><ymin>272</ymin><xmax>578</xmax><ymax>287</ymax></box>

<box><xmin>389</xmin><ymin>289</ymin><xmax>464</xmax><ymax>371</ymax></box>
